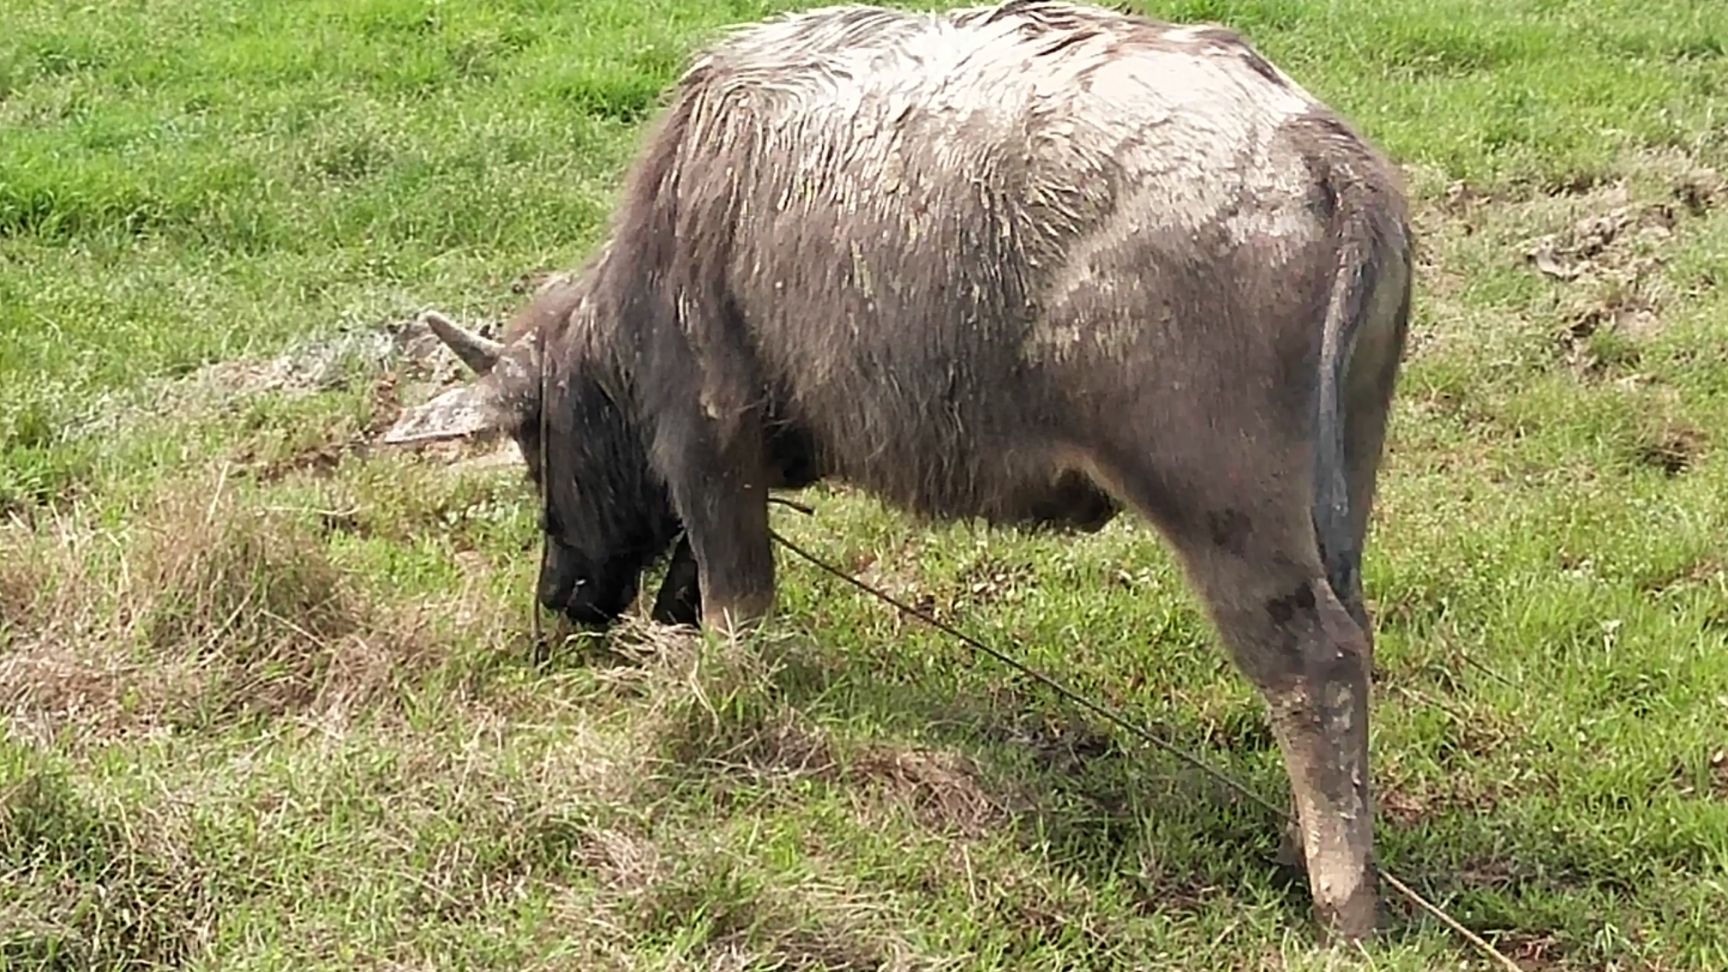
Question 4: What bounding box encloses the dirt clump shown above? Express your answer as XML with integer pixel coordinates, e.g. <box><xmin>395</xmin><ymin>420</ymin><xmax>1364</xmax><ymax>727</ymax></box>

<box><xmin>1632</xmin><ymin>422</ymin><xmax>1708</xmax><ymax>476</ymax></box>
<box><xmin>1522</xmin><ymin>197</ymin><xmax>1678</xmax><ymax>283</ymax></box>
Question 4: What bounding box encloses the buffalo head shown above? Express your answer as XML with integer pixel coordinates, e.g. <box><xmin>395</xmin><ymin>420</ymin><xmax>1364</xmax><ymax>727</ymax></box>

<box><xmin>384</xmin><ymin>302</ymin><xmax>685</xmax><ymax>628</ymax></box>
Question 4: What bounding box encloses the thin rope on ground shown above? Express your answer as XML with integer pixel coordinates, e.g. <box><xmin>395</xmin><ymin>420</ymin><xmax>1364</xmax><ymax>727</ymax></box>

<box><xmin>1380</xmin><ymin>870</ymin><xmax>1524</xmax><ymax>972</ymax></box>
<box><xmin>768</xmin><ymin>526</ymin><xmax>1279</xmax><ymax>817</ymax></box>
<box><xmin>766</xmin><ymin>523</ymin><xmax>1524</xmax><ymax>972</ymax></box>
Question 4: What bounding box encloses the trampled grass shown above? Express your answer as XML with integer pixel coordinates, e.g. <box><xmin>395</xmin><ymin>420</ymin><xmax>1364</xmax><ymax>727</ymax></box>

<box><xmin>3</xmin><ymin>0</ymin><xmax>1726</xmax><ymax>969</ymax></box>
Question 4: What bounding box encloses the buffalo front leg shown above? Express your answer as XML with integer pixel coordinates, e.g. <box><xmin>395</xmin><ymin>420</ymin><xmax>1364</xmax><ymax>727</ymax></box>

<box><xmin>649</xmin><ymin>534</ymin><xmax>703</xmax><ymax>628</ymax></box>
<box><xmin>655</xmin><ymin>415</ymin><xmax>776</xmax><ymax>636</ymax></box>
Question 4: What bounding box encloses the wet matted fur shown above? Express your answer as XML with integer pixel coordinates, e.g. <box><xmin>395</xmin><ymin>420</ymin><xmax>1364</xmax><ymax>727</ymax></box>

<box><xmin>388</xmin><ymin>0</ymin><xmax>1413</xmax><ymax>940</ymax></box>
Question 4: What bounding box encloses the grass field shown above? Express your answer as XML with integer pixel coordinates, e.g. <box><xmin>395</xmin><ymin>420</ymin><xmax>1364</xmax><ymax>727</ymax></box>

<box><xmin>3</xmin><ymin>0</ymin><xmax>1727</xmax><ymax>968</ymax></box>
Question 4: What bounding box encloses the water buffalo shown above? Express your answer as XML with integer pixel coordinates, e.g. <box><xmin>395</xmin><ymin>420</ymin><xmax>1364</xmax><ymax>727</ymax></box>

<box><xmin>386</xmin><ymin>0</ymin><xmax>1412</xmax><ymax>940</ymax></box>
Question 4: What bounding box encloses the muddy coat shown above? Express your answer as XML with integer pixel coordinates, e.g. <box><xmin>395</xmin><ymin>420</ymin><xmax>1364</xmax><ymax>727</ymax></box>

<box><xmin>389</xmin><ymin>1</ymin><xmax>1413</xmax><ymax>940</ymax></box>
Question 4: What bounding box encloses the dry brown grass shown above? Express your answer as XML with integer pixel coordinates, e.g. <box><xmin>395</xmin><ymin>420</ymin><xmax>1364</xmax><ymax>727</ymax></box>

<box><xmin>846</xmin><ymin>745</ymin><xmax>1012</xmax><ymax>838</ymax></box>
<box><xmin>549</xmin><ymin>825</ymin><xmax>945</xmax><ymax>972</ymax></box>
<box><xmin>0</xmin><ymin>523</ymin><xmax>49</xmax><ymax>638</ymax></box>
<box><xmin>0</xmin><ymin>468</ymin><xmax>448</xmax><ymax>744</ymax></box>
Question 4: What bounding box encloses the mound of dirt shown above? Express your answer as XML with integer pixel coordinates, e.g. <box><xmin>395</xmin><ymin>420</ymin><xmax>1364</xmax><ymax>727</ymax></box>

<box><xmin>1519</xmin><ymin>182</ymin><xmax>1696</xmax><ymax>286</ymax></box>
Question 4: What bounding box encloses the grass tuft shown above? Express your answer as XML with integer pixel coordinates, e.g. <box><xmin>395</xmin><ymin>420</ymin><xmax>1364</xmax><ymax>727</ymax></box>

<box><xmin>130</xmin><ymin>470</ymin><xmax>364</xmax><ymax>658</ymax></box>
<box><xmin>0</xmin><ymin>468</ymin><xmax>445</xmax><ymax>740</ymax></box>
<box><xmin>0</xmin><ymin>762</ymin><xmax>216</xmax><ymax>971</ymax></box>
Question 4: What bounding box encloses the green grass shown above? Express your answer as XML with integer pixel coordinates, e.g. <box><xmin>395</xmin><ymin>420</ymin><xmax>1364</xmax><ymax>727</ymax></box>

<box><xmin>3</xmin><ymin>0</ymin><xmax>1727</xmax><ymax>968</ymax></box>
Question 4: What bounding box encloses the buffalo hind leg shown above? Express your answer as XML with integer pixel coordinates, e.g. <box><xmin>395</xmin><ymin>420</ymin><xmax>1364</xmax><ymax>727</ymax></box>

<box><xmin>1268</xmin><ymin>342</ymin><xmax>1402</xmax><ymax>883</ymax></box>
<box><xmin>1269</xmin><ymin>287</ymin><xmax>1407</xmax><ymax>881</ymax></box>
<box><xmin>1199</xmin><ymin>538</ymin><xmax>1374</xmax><ymax>939</ymax></box>
<box><xmin>1112</xmin><ymin>467</ymin><xmax>1377</xmax><ymax>940</ymax></box>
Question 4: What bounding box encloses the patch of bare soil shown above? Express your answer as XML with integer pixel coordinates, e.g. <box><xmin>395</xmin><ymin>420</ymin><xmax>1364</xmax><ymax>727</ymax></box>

<box><xmin>951</xmin><ymin>555</ymin><xmax>1037</xmax><ymax>610</ymax></box>
<box><xmin>1527</xmin><ymin>200</ymin><xmax>1682</xmax><ymax>378</ymax></box>
<box><xmin>1521</xmin><ymin>199</ymin><xmax>1681</xmax><ymax>284</ymax></box>
<box><xmin>0</xmin><ymin>470</ymin><xmax>453</xmax><ymax>744</ymax></box>
<box><xmin>1380</xmin><ymin>775</ymin><xmax>1505</xmax><ymax>829</ymax></box>
<box><xmin>1520</xmin><ymin>157</ymin><xmax>1721</xmax><ymax>373</ymax></box>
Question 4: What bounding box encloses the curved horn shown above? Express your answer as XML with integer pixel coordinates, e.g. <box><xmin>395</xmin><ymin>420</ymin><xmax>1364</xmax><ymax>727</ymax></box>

<box><xmin>422</xmin><ymin>310</ymin><xmax>504</xmax><ymax>374</ymax></box>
